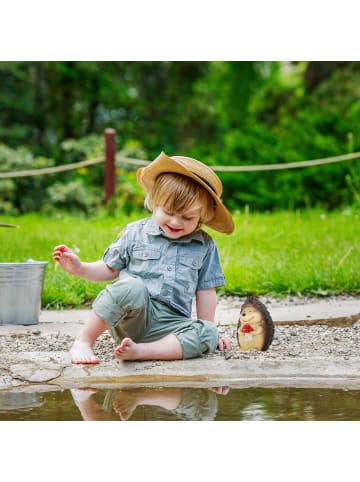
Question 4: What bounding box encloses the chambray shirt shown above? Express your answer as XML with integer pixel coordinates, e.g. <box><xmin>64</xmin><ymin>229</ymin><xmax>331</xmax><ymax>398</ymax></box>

<box><xmin>102</xmin><ymin>217</ymin><xmax>225</xmax><ymax>317</ymax></box>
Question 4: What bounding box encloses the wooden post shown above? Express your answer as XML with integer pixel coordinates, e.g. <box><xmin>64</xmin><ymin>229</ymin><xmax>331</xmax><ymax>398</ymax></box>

<box><xmin>104</xmin><ymin>128</ymin><xmax>116</xmax><ymax>203</ymax></box>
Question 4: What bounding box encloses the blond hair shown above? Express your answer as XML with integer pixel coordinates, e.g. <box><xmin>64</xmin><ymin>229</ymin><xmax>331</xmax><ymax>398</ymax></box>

<box><xmin>145</xmin><ymin>173</ymin><xmax>215</xmax><ymax>224</ymax></box>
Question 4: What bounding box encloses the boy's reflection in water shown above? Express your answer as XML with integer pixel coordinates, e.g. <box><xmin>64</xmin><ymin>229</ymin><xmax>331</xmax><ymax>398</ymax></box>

<box><xmin>71</xmin><ymin>386</ymin><xmax>230</xmax><ymax>421</ymax></box>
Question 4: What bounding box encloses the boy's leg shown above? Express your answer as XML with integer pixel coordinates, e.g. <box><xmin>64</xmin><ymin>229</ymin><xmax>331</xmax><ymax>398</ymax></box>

<box><xmin>71</xmin><ymin>277</ymin><xmax>151</xmax><ymax>364</ymax></box>
<box><xmin>116</xmin><ymin>300</ymin><xmax>219</xmax><ymax>361</ymax></box>
<box><xmin>114</xmin><ymin>317</ymin><xmax>219</xmax><ymax>361</ymax></box>
<box><xmin>114</xmin><ymin>334</ymin><xmax>183</xmax><ymax>361</ymax></box>
<box><xmin>112</xmin><ymin>387</ymin><xmax>182</xmax><ymax>420</ymax></box>
<box><xmin>70</xmin><ymin>311</ymin><xmax>109</xmax><ymax>364</ymax></box>
<box><xmin>96</xmin><ymin>276</ymin><xmax>151</xmax><ymax>343</ymax></box>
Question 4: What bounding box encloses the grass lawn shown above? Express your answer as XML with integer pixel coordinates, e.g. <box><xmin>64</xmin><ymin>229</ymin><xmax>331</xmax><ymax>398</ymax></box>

<box><xmin>1</xmin><ymin>208</ymin><xmax>359</xmax><ymax>308</ymax></box>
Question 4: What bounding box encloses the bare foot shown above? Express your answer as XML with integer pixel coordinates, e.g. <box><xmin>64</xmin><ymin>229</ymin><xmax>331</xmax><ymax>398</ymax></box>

<box><xmin>70</xmin><ymin>340</ymin><xmax>100</xmax><ymax>364</ymax></box>
<box><xmin>112</xmin><ymin>390</ymin><xmax>139</xmax><ymax>420</ymax></box>
<box><xmin>114</xmin><ymin>337</ymin><xmax>143</xmax><ymax>361</ymax></box>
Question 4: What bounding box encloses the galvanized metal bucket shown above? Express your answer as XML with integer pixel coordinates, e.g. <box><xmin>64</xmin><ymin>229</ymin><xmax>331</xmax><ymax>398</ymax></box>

<box><xmin>0</xmin><ymin>260</ymin><xmax>48</xmax><ymax>325</ymax></box>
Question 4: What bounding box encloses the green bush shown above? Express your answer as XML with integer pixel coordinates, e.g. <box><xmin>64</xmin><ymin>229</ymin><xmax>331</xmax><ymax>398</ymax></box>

<box><xmin>0</xmin><ymin>143</ymin><xmax>55</xmax><ymax>214</ymax></box>
<box><xmin>46</xmin><ymin>180</ymin><xmax>102</xmax><ymax>214</ymax></box>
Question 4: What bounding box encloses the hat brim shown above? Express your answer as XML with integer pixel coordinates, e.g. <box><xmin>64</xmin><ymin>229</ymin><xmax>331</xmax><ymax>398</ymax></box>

<box><xmin>137</xmin><ymin>152</ymin><xmax>234</xmax><ymax>234</ymax></box>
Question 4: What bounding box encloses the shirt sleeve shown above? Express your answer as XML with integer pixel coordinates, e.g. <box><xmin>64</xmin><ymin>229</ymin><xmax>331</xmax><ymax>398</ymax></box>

<box><xmin>102</xmin><ymin>227</ymin><xmax>130</xmax><ymax>271</ymax></box>
<box><xmin>196</xmin><ymin>240</ymin><xmax>225</xmax><ymax>290</ymax></box>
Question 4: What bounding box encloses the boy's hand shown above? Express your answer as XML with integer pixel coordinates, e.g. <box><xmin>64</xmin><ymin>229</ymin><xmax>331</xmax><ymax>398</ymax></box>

<box><xmin>217</xmin><ymin>336</ymin><xmax>231</xmax><ymax>351</ymax></box>
<box><xmin>52</xmin><ymin>245</ymin><xmax>82</xmax><ymax>275</ymax></box>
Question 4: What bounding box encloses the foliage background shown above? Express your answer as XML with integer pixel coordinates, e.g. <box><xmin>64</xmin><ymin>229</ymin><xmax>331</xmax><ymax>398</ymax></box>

<box><xmin>1</xmin><ymin>61</ymin><xmax>360</xmax><ymax>216</ymax></box>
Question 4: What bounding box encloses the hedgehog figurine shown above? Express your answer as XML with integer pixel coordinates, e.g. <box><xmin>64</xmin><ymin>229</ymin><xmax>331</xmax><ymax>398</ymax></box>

<box><xmin>237</xmin><ymin>296</ymin><xmax>275</xmax><ymax>351</ymax></box>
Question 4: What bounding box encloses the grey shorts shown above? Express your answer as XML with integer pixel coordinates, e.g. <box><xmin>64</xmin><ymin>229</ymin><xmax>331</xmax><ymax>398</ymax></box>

<box><xmin>92</xmin><ymin>277</ymin><xmax>219</xmax><ymax>359</ymax></box>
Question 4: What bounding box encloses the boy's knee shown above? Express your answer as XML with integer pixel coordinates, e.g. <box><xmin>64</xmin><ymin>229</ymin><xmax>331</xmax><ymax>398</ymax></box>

<box><xmin>109</xmin><ymin>277</ymin><xmax>148</xmax><ymax>307</ymax></box>
<box><xmin>93</xmin><ymin>276</ymin><xmax>149</xmax><ymax>328</ymax></box>
<box><xmin>97</xmin><ymin>276</ymin><xmax>148</xmax><ymax>309</ymax></box>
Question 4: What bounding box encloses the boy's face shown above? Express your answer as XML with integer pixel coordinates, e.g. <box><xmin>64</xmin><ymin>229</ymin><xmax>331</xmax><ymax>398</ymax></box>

<box><xmin>154</xmin><ymin>206</ymin><xmax>201</xmax><ymax>239</ymax></box>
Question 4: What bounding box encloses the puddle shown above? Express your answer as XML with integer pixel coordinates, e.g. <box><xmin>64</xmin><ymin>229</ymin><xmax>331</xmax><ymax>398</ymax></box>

<box><xmin>1</xmin><ymin>386</ymin><xmax>360</xmax><ymax>420</ymax></box>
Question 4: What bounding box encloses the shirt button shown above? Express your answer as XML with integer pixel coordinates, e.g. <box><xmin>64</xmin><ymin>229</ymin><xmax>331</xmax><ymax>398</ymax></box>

<box><xmin>167</xmin><ymin>266</ymin><xmax>172</xmax><ymax>271</ymax></box>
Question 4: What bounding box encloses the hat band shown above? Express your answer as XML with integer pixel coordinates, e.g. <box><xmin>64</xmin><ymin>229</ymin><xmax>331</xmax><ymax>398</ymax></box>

<box><xmin>189</xmin><ymin>171</ymin><xmax>217</xmax><ymax>195</ymax></box>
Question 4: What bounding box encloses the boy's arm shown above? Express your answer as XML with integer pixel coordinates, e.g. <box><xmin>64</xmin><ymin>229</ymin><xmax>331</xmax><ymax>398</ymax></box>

<box><xmin>77</xmin><ymin>260</ymin><xmax>119</xmax><ymax>281</ymax></box>
<box><xmin>53</xmin><ymin>245</ymin><xmax>119</xmax><ymax>282</ymax></box>
<box><xmin>195</xmin><ymin>288</ymin><xmax>217</xmax><ymax>321</ymax></box>
<box><xmin>196</xmin><ymin>288</ymin><xmax>232</xmax><ymax>351</ymax></box>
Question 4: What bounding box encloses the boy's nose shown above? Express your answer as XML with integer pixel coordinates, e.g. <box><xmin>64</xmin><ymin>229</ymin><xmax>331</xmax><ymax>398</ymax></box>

<box><xmin>169</xmin><ymin>216</ymin><xmax>181</xmax><ymax>227</ymax></box>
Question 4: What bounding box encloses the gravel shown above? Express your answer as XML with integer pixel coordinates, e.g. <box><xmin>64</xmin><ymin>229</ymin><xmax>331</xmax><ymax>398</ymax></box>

<box><xmin>1</xmin><ymin>295</ymin><xmax>359</xmax><ymax>364</ymax></box>
<box><xmin>218</xmin><ymin>320</ymin><xmax>360</xmax><ymax>361</ymax></box>
<box><xmin>217</xmin><ymin>294</ymin><xmax>360</xmax><ymax>361</ymax></box>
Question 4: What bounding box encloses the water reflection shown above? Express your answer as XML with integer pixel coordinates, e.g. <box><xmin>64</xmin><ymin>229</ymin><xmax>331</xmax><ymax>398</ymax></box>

<box><xmin>71</xmin><ymin>386</ymin><xmax>229</xmax><ymax>421</ymax></box>
<box><xmin>0</xmin><ymin>386</ymin><xmax>359</xmax><ymax>421</ymax></box>
<box><xmin>0</xmin><ymin>391</ymin><xmax>45</xmax><ymax>411</ymax></box>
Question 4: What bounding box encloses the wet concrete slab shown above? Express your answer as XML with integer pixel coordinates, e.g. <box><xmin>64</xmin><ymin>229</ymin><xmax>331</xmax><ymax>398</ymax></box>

<box><xmin>2</xmin><ymin>350</ymin><xmax>360</xmax><ymax>390</ymax></box>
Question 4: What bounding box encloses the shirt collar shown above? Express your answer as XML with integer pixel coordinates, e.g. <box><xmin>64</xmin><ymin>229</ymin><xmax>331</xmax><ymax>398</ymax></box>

<box><xmin>144</xmin><ymin>217</ymin><xmax>205</xmax><ymax>244</ymax></box>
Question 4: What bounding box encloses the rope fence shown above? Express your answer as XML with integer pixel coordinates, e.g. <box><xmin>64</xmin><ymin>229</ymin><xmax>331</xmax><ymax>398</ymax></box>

<box><xmin>2</xmin><ymin>150</ymin><xmax>360</xmax><ymax>179</ymax></box>
<box><xmin>0</xmin><ymin>156</ymin><xmax>104</xmax><ymax>179</ymax></box>
<box><xmin>117</xmin><ymin>151</ymin><xmax>360</xmax><ymax>172</ymax></box>
<box><xmin>1</xmin><ymin>128</ymin><xmax>359</xmax><ymax>202</ymax></box>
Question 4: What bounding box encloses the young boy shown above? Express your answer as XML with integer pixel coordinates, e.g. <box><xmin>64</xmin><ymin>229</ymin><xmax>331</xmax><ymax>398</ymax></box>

<box><xmin>53</xmin><ymin>152</ymin><xmax>234</xmax><ymax>364</ymax></box>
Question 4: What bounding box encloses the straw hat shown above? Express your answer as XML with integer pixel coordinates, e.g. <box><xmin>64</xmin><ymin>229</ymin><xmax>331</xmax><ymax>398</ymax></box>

<box><xmin>137</xmin><ymin>151</ymin><xmax>234</xmax><ymax>234</ymax></box>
